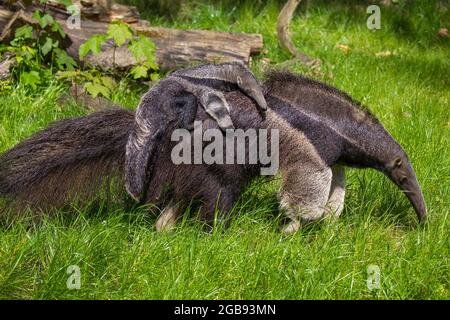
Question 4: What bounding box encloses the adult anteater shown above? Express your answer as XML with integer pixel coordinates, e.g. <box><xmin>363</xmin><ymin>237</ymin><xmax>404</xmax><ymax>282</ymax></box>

<box><xmin>0</xmin><ymin>70</ymin><xmax>426</xmax><ymax>233</ymax></box>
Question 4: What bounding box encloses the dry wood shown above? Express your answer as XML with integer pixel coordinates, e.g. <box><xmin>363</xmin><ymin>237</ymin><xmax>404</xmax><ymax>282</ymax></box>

<box><xmin>47</xmin><ymin>0</ymin><xmax>140</xmax><ymax>23</ymax></box>
<box><xmin>276</xmin><ymin>0</ymin><xmax>316</xmax><ymax>65</ymax></box>
<box><xmin>133</xmin><ymin>21</ymin><xmax>263</xmax><ymax>70</ymax></box>
<box><xmin>0</xmin><ymin>8</ymin><xmax>37</xmax><ymax>42</ymax></box>
<box><xmin>0</xmin><ymin>4</ymin><xmax>13</xmax><ymax>25</ymax></box>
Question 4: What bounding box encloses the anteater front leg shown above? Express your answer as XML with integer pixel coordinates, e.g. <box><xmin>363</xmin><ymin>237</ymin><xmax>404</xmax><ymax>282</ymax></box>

<box><xmin>325</xmin><ymin>165</ymin><xmax>346</xmax><ymax>219</ymax></box>
<box><xmin>199</xmin><ymin>184</ymin><xmax>240</xmax><ymax>228</ymax></box>
<box><xmin>279</xmin><ymin>165</ymin><xmax>332</xmax><ymax>234</ymax></box>
<box><xmin>155</xmin><ymin>202</ymin><xmax>182</xmax><ymax>232</ymax></box>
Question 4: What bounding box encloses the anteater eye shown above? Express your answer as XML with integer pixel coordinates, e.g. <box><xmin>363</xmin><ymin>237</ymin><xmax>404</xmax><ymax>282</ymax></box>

<box><xmin>394</xmin><ymin>157</ymin><xmax>402</xmax><ymax>167</ymax></box>
<box><xmin>400</xmin><ymin>176</ymin><xmax>407</xmax><ymax>184</ymax></box>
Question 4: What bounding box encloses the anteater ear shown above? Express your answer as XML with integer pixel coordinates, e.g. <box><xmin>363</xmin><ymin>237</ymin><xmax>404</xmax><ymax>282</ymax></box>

<box><xmin>394</xmin><ymin>157</ymin><xmax>403</xmax><ymax>168</ymax></box>
<box><xmin>125</xmin><ymin>90</ymin><xmax>167</xmax><ymax>202</ymax></box>
<box><xmin>199</xmin><ymin>90</ymin><xmax>234</xmax><ymax>130</ymax></box>
<box><xmin>171</xmin><ymin>75</ymin><xmax>235</xmax><ymax>131</ymax></box>
<box><xmin>236</xmin><ymin>75</ymin><xmax>243</xmax><ymax>86</ymax></box>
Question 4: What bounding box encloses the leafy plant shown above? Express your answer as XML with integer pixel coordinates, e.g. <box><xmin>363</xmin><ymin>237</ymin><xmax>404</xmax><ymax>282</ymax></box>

<box><xmin>79</xmin><ymin>21</ymin><xmax>159</xmax><ymax>81</ymax></box>
<box><xmin>0</xmin><ymin>2</ymin><xmax>76</xmax><ymax>89</ymax></box>
<box><xmin>1</xmin><ymin>2</ymin><xmax>158</xmax><ymax>100</ymax></box>
<box><xmin>0</xmin><ymin>79</ymin><xmax>12</xmax><ymax>95</ymax></box>
<box><xmin>128</xmin><ymin>35</ymin><xmax>159</xmax><ymax>80</ymax></box>
<box><xmin>56</xmin><ymin>69</ymin><xmax>117</xmax><ymax>99</ymax></box>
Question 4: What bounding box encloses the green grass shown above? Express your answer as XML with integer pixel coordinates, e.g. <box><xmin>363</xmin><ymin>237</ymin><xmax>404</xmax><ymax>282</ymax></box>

<box><xmin>0</xmin><ymin>0</ymin><xmax>449</xmax><ymax>299</ymax></box>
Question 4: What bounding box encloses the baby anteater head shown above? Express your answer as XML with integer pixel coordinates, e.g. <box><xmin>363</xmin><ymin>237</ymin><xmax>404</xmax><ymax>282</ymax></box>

<box><xmin>230</xmin><ymin>63</ymin><xmax>268</xmax><ymax>112</ymax></box>
<box><xmin>172</xmin><ymin>62</ymin><xmax>268</xmax><ymax>112</ymax></box>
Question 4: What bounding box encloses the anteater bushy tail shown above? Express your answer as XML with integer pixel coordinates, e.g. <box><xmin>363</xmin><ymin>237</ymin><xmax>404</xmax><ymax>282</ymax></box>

<box><xmin>0</xmin><ymin>108</ymin><xmax>135</xmax><ymax>213</ymax></box>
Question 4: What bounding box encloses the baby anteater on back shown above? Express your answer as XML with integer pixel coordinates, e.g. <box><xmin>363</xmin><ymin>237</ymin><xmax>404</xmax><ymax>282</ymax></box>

<box><xmin>125</xmin><ymin>63</ymin><xmax>268</xmax><ymax>201</ymax></box>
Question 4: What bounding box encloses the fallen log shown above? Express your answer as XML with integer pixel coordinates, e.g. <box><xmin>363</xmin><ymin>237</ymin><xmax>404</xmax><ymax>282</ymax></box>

<box><xmin>46</xmin><ymin>0</ymin><xmax>140</xmax><ymax>23</ymax></box>
<box><xmin>133</xmin><ymin>21</ymin><xmax>263</xmax><ymax>70</ymax></box>
<box><xmin>0</xmin><ymin>1</ymin><xmax>264</xmax><ymax>71</ymax></box>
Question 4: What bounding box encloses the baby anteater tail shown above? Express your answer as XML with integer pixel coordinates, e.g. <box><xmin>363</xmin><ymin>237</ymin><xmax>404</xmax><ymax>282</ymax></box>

<box><xmin>0</xmin><ymin>108</ymin><xmax>134</xmax><ymax>214</ymax></box>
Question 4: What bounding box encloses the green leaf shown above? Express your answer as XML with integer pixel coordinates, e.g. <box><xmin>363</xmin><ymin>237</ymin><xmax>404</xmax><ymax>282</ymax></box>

<box><xmin>56</xmin><ymin>70</ymin><xmax>81</xmax><ymax>80</ymax></box>
<box><xmin>79</xmin><ymin>34</ymin><xmax>106</xmax><ymax>59</ymax></box>
<box><xmin>41</xmin><ymin>14</ymin><xmax>55</xmax><ymax>28</ymax></box>
<box><xmin>33</xmin><ymin>11</ymin><xmax>55</xmax><ymax>29</ymax></box>
<box><xmin>130</xmin><ymin>65</ymin><xmax>149</xmax><ymax>79</ymax></box>
<box><xmin>0</xmin><ymin>80</ymin><xmax>12</xmax><ymax>93</ymax></box>
<box><xmin>32</xmin><ymin>10</ymin><xmax>42</xmax><ymax>23</ymax></box>
<box><xmin>41</xmin><ymin>37</ymin><xmax>53</xmax><ymax>56</ymax></box>
<box><xmin>84</xmin><ymin>81</ymin><xmax>110</xmax><ymax>98</ymax></box>
<box><xmin>14</xmin><ymin>25</ymin><xmax>33</xmax><ymax>40</ymax></box>
<box><xmin>20</xmin><ymin>70</ymin><xmax>41</xmax><ymax>89</ymax></box>
<box><xmin>22</xmin><ymin>45</ymin><xmax>37</xmax><ymax>58</ymax></box>
<box><xmin>32</xmin><ymin>10</ymin><xmax>56</xmax><ymax>29</ymax></box>
<box><xmin>57</xmin><ymin>0</ymin><xmax>73</xmax><ymax>7</ymax></box>
<box><xmin>150</xmin><ymin>72</ymin><xmax>160</xmax><ymax>81</ymax></box>
<box><xmin>128</xmin><ymin>36</ymin><xmax>156</xmax><ymax>64</ymax></box>
<box><xmin>50</xmin><ymin>21</ymin><xmax>66</xmax><ymax>38</ymax></box>
<box><xmin>107</xmin><ymin>22</ymin><xmax>133</xmax><ymax>47</ymax></box>
<box><xmin>144</xmin><ymin>59</ymin><xmax>159</xmax><ymax>71</ymax></box>
<box><xmin>82</xmin><ymin>70</ymin><xmax>98</xmax><ymax>81</ymax></box>
<box><xmin>100</xmin><ymin>76</ymin><xmax>116</xmax><ymax>90</ymax></box>
<box><xmin>54</xmin><ymin>48</ymin><xmax>77</xmax><ymax>70</ymax></box>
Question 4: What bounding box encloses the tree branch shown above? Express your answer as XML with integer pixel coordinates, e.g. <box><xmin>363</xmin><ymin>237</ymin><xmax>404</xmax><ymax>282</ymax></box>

<box><xmin>277</xmin><ymin>0</ymin><xmax>317</xmax><ymax>65</ymax></box>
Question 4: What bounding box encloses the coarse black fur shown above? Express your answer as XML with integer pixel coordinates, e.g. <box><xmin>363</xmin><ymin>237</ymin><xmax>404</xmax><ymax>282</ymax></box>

<box><xmin>0</xmin><ymin>108</ymin><xmax>134</xmax><ymax>213</ymax></box>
